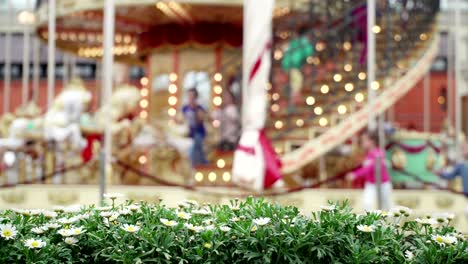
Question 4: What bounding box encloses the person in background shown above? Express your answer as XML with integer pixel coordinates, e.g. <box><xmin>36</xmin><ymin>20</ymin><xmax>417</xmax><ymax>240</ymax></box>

<box><xmin>182</xmin><ymin>88</ymin><xmax>208</xmax><ymax>166</ymax></box>
<box><xmin>346</xmin><ymin>131</ymin><xmax>393</xmax><ymax>210</ymax></box>
<box><xmin>438</xmin><ymin>142</ymin><xmax>468</xmax><ymax>197</ymax></box>
<box><xmin>212</xmin><ymin>90</ymin><xmax>240</xmax><ymax>152</ymax></box>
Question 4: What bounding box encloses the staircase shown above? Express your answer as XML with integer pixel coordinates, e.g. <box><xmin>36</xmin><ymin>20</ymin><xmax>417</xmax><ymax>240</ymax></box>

<box><xmin>185</xmin><ymin>0</ymin><xmax>440</xmax><ymax>188</ymax></box>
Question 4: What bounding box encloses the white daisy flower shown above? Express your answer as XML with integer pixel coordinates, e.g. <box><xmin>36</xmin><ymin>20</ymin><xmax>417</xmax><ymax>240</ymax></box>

<box><xmin>119</xmin><ymin>209</ymin><xmax>131</xmax><ymax>215</ymax></box>
<box><xmin>405</xmin><ymin>250</ymin><xmax>414</xmax><ymax>260</ymax></box>
<box><xmin>64</xmin><ymin>237</ymin><xmax>79</xmax><ymax>245</ymax></box>
<box><xmin>253</xmin><ymin>217</ymin><xmax>271</xmax><ymax>226</ymax></box>
<box><xmin>30</xmin><ymin>209</ymin><xmax>43</xmax><ymax>216</ymax></box>
<box><xmin>184</xmin><ymin>223</ymin><xmax>204</xmax><ymax>233</ymax></box>
<box><xmin>390</xmin><ymin>206</ymin><xmax>412</xmax><ymax>217</ymax></box>
<box><xmin>231</xmin><ymin>217</ymin><xmax>240</xmax><ymax>222</ymax></box>
<box><xmin>58</xmin><ymin>217</ymin><xmax>79</xmax><ymax>225</ymax></box>
<box><xmin>176</xmin><ymin>211</ymin><xmax>192</xmax><ymax>220</ymax></box>
<box><xmin>415</xmin><ymin>218</ymin><xmax>437</xmax><ymax>226</ymax></box>
<box><xmin>70</xmin><ymin>227</ymin><xmax>86</xmax><ymax>236</ymax></box>
<box><xmin>52</xmin><ymin>206</ymin><xmax>65</xmax><ymax>212</ymax></box>
<box><xmin>205</xmin><ymin>225</ymin><xmax>215</xmax><ymax>231</ymax></box>
<box><xmin>103</xmin><ymin>193</ymin><xmax>124</xmax><ymax>199</ymax></box>
<box><xmin>192</xmin><ymin>208</ymin><xmax>211</xmax><ymax>216</ymax></box>
<box><xmin>203</xmin><ymin>219</ymin><xmax>213</xmax><ymax>225</ymax></box>
<box><xmin>357</xmin><ymin>224</ymin><xmax>376</xmax><ymax>233</ymax></box>
<box><xmin>43</xmin><ymin>211</ymin><xmax>58</xmax><ymax>219</ymax></box>
<box><xmin>250</xmin><ymin>225</ymin><xmax>258</xmax><ymax>232</ymax></box>
<box><xmin>31</xmin><ymin>227</ymin><xmax>45</xmax><ymax>234</ymax></box>
<box><xmin>24</xmin><ymin>238</ymin><xmax>46</xmax><ymax>249</ymax></box>
<box><xmin>366</xmin><ymin>210</ymin><xmax>382</xmax><ymax>215</ymax></box>
<box><xmin>441</xmin><ymin>235</ymin><xmax>458</xmax><ymax>245</ymax></box>
<box><xmin>12</xmin><ymin>208</ymin><xmax>25</xmax><ymax>214</ymax></box>
<box><xmin>77</xmin><ymin>213</ymin><xmax>90</xmax><ymax>220</ymax></box>
<box><xmin>58</xmin><ymin>229</ymin><xmax>73</xmax><ymax>237</ymax></box>
<box><xmin>432</xmin><ymin>235</ymin><xmax>447</xmax><ymax>246</ymax></box>
<box><xmin>100</xmin><ymin>212</ymin><xmax>113</xmax><ymax>218</ymax></box>
<box><xmin>45</xmin><ymin>223</ymin><xmax>61</xmax><ymax>229</ymax></box>
<box><xmin>320</xmin><ymin>205</ymin><xmax>337</xmax><ymax>211</ymax></box>
<box><xmin>109</xmin><ymin>213</ymin><xmax>120</xmax><ymax>222</ymax></box>
<box><xmin>160</xmin><ymin>218</ymin><xmax>178</xmax><ymax>227</ymax></box>
<box><xmin>63</xmin><ymin>205</ymin><xmax>82</xmax><ymax>214</ymax></box>
<box><xmin>121</xmin><ymin>224</ymin><xmax>140</xmax><ymax>233</ymax></box>
<box><xmin>0</xmin><ymin>224</ymin><xmax>18</xmax><ymax>240</ymax></box>
<box><xmin>220</xmin><ymin>226</ymin><xmax>231</xmax><ymax>232</ymax></box>
<box><xmin>126</xmin><ymin>204</ymin><xmax>141</xmax><ymax>211</ymax></box>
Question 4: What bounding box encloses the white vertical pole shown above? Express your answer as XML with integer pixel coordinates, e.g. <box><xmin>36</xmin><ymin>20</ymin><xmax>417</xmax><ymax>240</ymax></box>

<box><xmin>33</xmin><ymin>37</ymin><xmax>41</xmax><ymax>103</ymax></box>
<box><xmin>3</xmin><ymin>0</ymin><xmax>12</xmax><ymax>114</ymax></box>
<box><xmin>100</xmin><ymin>0</ymin><xmax>115</xmax><ymax>203</ymax></box>
<box><xmin>22</xmin><ymin>0</ymin><xmax>32</xmax><ymax>106</ymax></box>
<box><xmin>454</xmin><ymin>1</ymin><xmax>462</xmax><ymax>160</ymax></box>
<box><xmin>367</xmin><ymin>0</ymin><xmax>382</xmax><ymax>209</ymax></box>
<box><xmin>63</xmin><ymin>54</ymin><xmax>69</xmax><ymax>86</ymax></box>
<box><xmin>447</xmin><ymin>31</ymin><xmax>453</xmax><ymax>127</ymax></box>
<box><xmin>367</xmin><ymin>0</ymin><xmax>376</xmax><ymax>131</ymax></box>
<box><xmin>70</xmin><ymin>56</ymin><xmax>77</xmax><ymax>79</ymax></box>
<box><xmin>423</xmin><ymin>73</ymin><xmax>431</xmax><ymax>132</ymax></box>
<box><xmin>47</xmin><ymin>0</ymin><xmax>56</xmax><ymax>109</ymax></box>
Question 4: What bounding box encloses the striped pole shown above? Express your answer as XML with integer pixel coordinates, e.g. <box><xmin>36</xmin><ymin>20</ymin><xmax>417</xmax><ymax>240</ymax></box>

<box><xmin>47</xmin><ymin>0</ymin><xmax>56</xmax><ymax>109</ymax></box>
<box><xmin>3</xmin><ymin>0</ymin><xmax>12</xmax><ymax>113</ymax></box>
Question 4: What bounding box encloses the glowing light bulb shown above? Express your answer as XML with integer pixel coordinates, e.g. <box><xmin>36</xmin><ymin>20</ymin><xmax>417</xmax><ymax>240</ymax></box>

<box><xmin>314</xmin><ymin>106</ymin><xmax>323</xmax><ymax>115</ymax></box>
<box><xmin>319</xmin><ymin>117</ymin><xmax>328</xmax><ymax>127</ymax></box>
<box><xmin>345</xmin><ymin>83</ymin><xmax>354</xmax><ymax>92</ymax></box>
<box><xmin>271</xmin><ymin>104</ymin><xmax>280</xmax><ymax>112</ymax></box>
<box><xmin>358</xmin><ymin>72</ymin><xmax>367</xmax><ymax>80</ymax></box>
<box><xmin>306</xmin><ymin>96</ymin><xmax>315</xmax><ymax>106</ymax></box>
<box><xmin>296</xmin><ymin>119</ymin><xmax>304</xmax><ymax>127</ymax></box>
<box><xmin>214</xmin><ymin>85</ymin><xmax>223</xmax><ymax>94</ymax></box>
<box><xmin>169</xmin><ymin>73</ymin><xmax>178</xmax><ymax>82</ymax></box>
<box><xmin>321</xmin><ymin>85</ymin><xmax>329</xmax><ymax>94</ymax></box>
<box><xmin>214</xmin><ymin>73</ymin><xmax>223</xmax><ymax>82</ymax></box>
<box><xmin>222</xmin><ymin>172</ymin><xmax>231</xmax><ymax>182</ymax></box>
<box><xmin>371</xmin><ymin>81</ymin><xmax>380</xmax><ymax>90</ymax></box>
<box><xmin>140</xmin><ymin>99</ymin><xmax>149</xmax><ymax>108</ymax></box>
<box><xmin>168</xmin><ymin>96</ymin><xmax>178</xmax><ymax>106</ymax></box>
<box><xmin>195</xmin><ymin>172</ymin><xmax>203</xmax><ymax>182</ymax></box>
<box><xmin>208</xmin><ymin>172</ymin><xmax>217</xmax><ymax>182</ymax></box>
<box><xmin>213</xmin><ymin>96</ymin><xmax>222</xmax><ymax>106</ymax></box>
<box><xmin>275</xmin><ymin>120</ymin><xmax>283</xmax><ymax>129</ymax></box>
<box><xmin>344</xmin><ymin>64</ymin><xmax>352</xmax><ymax>72</ymax></box>
<box><xmin>355</xmin><ymin>93</ymin><xmax>364</xmax><ymax>103</ymax></box>
<box><xmin>140</xmin><ymin>88</ymin><xmax>149</xmax><ymax>97</ymax></box>
<box><xmin>139</xmin><ymin>111</ymin><xmax>148</xmax><ymax>119</ymax></box>
<box><xmin>168</xmin><ymin>108</ymin><xmax>177</xmax><ymax>116</ymax></box>
<box><xmin>217</xmin><ymin>159</ymin><xmax>226</xmax><ymax>169</ymax></box>
<box><xmin>372</xmin><ymin>25</ymin><xmax>381</xmax><ymax>34</ymax></box>
<box><xmin>337</xmin><ymin>105</ymin><xmax>347</xmax><ymax>115</ymax></box>
<box><xmin>333</xmin><ymin>74</ymin><xmax>342</xmax><ymax>82</ymax></box>
<box><xmin>140</xmin><ymin>77</ymin><xmax>149</xmax><ymax>86</ymax></box>
<box><xmin>168</xmin><ymin>84</ymin><xmax>178</xmax><ymax>94</ymax></box>
<box><xmin>138</xmin><ymin>156</ymin><xmax>147</xmax><ymax>164</ymax></box>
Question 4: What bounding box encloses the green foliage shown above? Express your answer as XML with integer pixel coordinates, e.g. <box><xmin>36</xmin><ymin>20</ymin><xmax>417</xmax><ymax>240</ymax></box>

<box><xmin>0</xmin><ymin>198</ymin><xmax>466</xmax><ymax>263</ymax></box>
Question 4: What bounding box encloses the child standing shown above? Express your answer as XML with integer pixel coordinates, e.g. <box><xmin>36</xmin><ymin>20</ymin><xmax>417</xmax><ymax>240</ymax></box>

<box><xmin>182</xmin><ymin>88</ymin><xmax>208</xmax><ymax>166</ymax></box>
<box><xmin>346</xmin><ymin>131</ymin><xmax>393</xmax><ymax>210</ymax></box>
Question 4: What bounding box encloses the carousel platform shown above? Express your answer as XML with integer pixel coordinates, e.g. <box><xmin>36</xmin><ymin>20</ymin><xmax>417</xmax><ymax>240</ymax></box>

<box><xmin>0</xmin><ymin>184</ymin><xmax>466</xmax><ymax>232</ymax></box>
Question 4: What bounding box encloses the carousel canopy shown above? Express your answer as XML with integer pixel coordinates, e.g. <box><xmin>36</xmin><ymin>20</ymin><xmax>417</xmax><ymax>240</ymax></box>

<box><xmin>35</xmin><ymin>0</ymin><xmax>306</xmax><ymax>64</ymax></box>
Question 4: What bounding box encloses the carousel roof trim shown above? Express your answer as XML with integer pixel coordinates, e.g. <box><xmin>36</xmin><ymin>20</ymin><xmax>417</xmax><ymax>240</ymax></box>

<box><xmin>36</xmin><ymin>0</ymin><xmax>301</xmax><ymax>26</ymax></box>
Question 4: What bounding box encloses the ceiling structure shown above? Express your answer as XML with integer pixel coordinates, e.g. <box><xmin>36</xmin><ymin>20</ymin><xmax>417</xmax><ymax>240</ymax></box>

<box><xmin>34</xmin><ymin>0</ymin><xmax>303</xmax><ymax>64</ymax></box>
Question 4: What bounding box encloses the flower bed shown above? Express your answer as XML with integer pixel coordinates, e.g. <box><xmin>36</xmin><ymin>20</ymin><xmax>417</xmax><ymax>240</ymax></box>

<box><xmin>0</xmin><ymin>196</ymin><xmax>467</xmax><ymax>263</ymax></box>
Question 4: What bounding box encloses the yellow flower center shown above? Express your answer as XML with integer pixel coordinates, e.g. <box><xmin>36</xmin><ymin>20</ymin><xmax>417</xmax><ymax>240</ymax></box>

<box><xmin>31</xmin><ymin>241</ymin><xmax>39</xmax><ymax>247</ymax></box>
<box><xmin>436</xmin><ymin>237</ymin><xmax>444</xmax><ymax>243</ymax></box>
<box><xmin>3</xmin><ymin>230</ymin><xmax>11</xmax><ymax>236</ymax></box>
<box><xmin>128</xmin><ymin>227</ymin><xmax>135</xmax><ymax>232</ymax></box>
<box><xmin>204</xmin><ymin>243</ymin><xmax>212</xmax><ymax>249</ymax></box>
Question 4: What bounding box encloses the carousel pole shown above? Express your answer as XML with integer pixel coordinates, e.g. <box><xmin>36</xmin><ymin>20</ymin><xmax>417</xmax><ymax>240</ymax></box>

<box><xmin>47</xmin><ymin>0</ymin><xmax>56</xmax><ymax>109</ymax></box>
<box><xmin>447</xmin><ymin>30</ymin><xmax>453</xmax><ymax>128</ymax></box>
<box><xmin>423</xmin><ymin>73</ymin><xmax>430</xmax><ymax>132</ymax></box>
<box><xmin>70</xmin><ymin>56</ymin><xmax>77</xmax><ymax>79</ymax></box>
<box><xmin>454</xmin><ymin>0</ymin><xmax>462</xmax><ymax>160</ymax></box>
<box><xmin>367</xmin><ymin>0</ymin><xmax>376</xmax><ymax>131</ymax></box>
<box><xmin>100</xmin><ymin>0</ymin><xmax>115</xmax><ymax>203</ymax></box>
<box><xmin>367</xmin><ymin>0</ymin><xmax>383</xmax><ymax>209</ymax></box>
<box><xmin>33</xmin><ymin>37</ymin><xmax>41</xmax><ymax>103</ymax></box>
<box><xmin>3</xmin><ymin>0</ymin><xmax>12</xmax><ymax>114</ymax></box>
<box><xmin>63</xmin><ymin>53</ymin><xmax>69</xmax><ymax>86</ymax></box>
<box><xmin>21</xmin><ymin>0</ymin><xmax>32</xmax><ymax>106</ymax></box>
